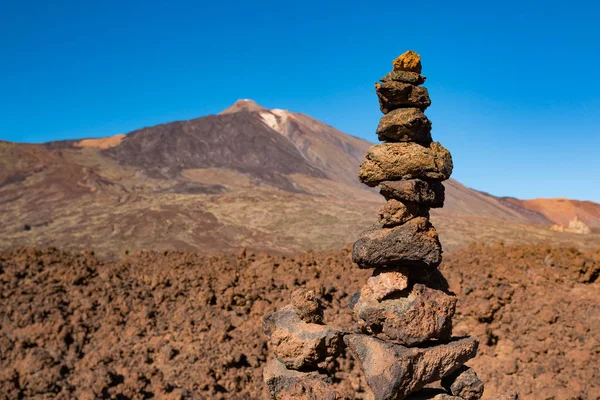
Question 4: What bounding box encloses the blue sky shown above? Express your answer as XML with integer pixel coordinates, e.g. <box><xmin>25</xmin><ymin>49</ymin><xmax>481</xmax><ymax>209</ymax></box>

<box><xmin>1</xmin><ymin>0</ymin><xmax>599</xmax><ymax>202</ymax></box>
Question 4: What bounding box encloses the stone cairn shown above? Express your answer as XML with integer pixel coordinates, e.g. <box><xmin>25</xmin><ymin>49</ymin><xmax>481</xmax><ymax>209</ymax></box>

<box><xmin>262</xmin><ymin>51</ymin><xmax>511</xmax><ymax>400</ymax></box>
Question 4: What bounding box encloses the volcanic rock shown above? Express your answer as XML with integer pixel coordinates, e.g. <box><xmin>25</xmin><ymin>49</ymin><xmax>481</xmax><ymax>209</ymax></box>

<box><xmin>359</xmin><ymin>142</ymin><xmax>453</xmax><ymax>187</ymax></box>
<box><xmin>262</xmin><ymin>305</ymin><xmax>343</xmax><ymax>370</ymax></box>
<box><xmin>344</xmin><ymin>334</ymin><xmax>479</xmax><ymax>400</ymax></box>
<box><xmin>263</xmin><ymin>358</ymin><xmax>348</xmax><ymax>400</ymax></box>
<box><xmin>291</xmin><ymin>289</ymin><xmax>324</xmax><ymax>324</ymax></box>
<box><xmin>353</xmin><ymin>283</ymin><xmax>456</xmax><ymax>345</ymax></box>
<box><xmin>380</xmin><ymin>70</ymin><xmax>426</xmax><ymax>85</ymax></box>
<box><xmin>379</xmin><ymin>179</ymin><xmax>445</xmax><ymax>208</ymax></box>
<box><xmin>406</xmin><ymin>389</ymin><xmax>462</xmax><ymax>399</ymax></box>
<box><xmin>352</xmin><ymin>217</ymin><xmax>442</xmax><ymax>269</ymax></box>
<box><xmin>375</xmin><ymin>81</ymin><xmax>431</xmax><ymax>113</ymax></box>
<box><xmin>379</xmin><ymin>199</ymin><xmax>428</xmax><ymax>227</ymax></box>
<box><xmin>376</xmin><ymin>108</ymin><xmax>432</xmax><ymax>143</ymax></box>
<box><xmin>393</xmin><ymin>50</ymin><xmax>422</xmax><ymax>73</ymax></box>
<box><xmin>367</xmin><ymin>267</ymin><xmax>409</xmax><ymax>301</ymax></box>
<box><xmin>441</xmin><ymin>366</ymin><xmax>484</xmax><ymax>400</ymax></box>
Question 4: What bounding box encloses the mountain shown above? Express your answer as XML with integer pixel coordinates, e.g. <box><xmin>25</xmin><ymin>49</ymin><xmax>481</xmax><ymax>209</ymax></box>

<box><xmin>1</xmin><ymin>100</ymin><xmax>598</xmax><ymax>256</ymax></box>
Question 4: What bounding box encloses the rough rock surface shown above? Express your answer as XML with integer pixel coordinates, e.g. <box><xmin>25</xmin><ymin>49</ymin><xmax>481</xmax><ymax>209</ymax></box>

<box><xmin>393</xmin><ymin>50</ymin><xmax>423</xmax><ymax>74</ymax></box>
<box><xmin>352</xmin><ymin>217</ymin><xmax>442</xmax><ymax>269</ymax></box>
<box><xmin>441</xmin><ymin>366</ymin><xmax>484</xmax><ymax>400</ymax></box>
<box><xmin>359</xmin><ymin>142</ymin><xmax>453</xmax><ymax>186</ymax></box>
<box><xmin>379</xmin><ymin>199</ymin><xmax>427</xmax><ymax>227</ymax></box>
<box><xmin>379</xmin><ymin>179</ymin><xmax>445</xmax><ymax>208</ymax></box>
<box><xmin>264</xmin><ymin>358</ymin><xmax>348</xmax><ymax>400</ymax></box>
<box><xmin>353</xmin><ymin>283</ymin><xmax>456</xmax><ymax>345</ymax></box>
<box><xmin>263</xmin><ymin>305</ymin><xmax>343</xmax><ymax>370</ymax></box>
<box><xmin>291</xmin><ymin>289</ymin><xmax>324</xmax><ymax>324</ymax></box>
<box><xmin>376</xmin><ymin>108</ymin><xmax>432</xmax><ymax>143</ymax></box>
<box><xmin>380</xmin><ymin>70</ymin><xmax>426</xmax><ymax>85</ymax></box>
<box><xmin>344</xmin><ymin>334</ymin><xmax>478</xmax><ymax>400</ymax></box>
<box><xmin>366</xmin><ymin>267</ymin><xmax>409</xmax><ymax>301</ymax></box>
<box><xmin>376</xmin><ymin>81</ymin><xmax>431</xmax><ymax>113</ymax></box>
<box><xmin>406</xmin><ymin>389</ymin><xmax>463</xmax><ymax>399</ymax></box>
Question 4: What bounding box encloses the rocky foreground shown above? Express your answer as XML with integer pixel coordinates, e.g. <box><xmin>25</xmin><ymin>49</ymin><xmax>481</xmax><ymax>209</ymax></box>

<box><xmin>0</xmin><ymin>244</ymin><xmax>599</xmax><ymax>399</ymax></box>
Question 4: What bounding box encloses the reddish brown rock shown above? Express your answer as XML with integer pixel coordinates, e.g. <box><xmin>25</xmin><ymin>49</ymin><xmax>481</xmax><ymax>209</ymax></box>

<box><xmin>263</xmin><ymin>305</ymin><xmax>343</xmax><ymax>370</ymax></box>
<box><xmin>359</xmin><ymin>142</ymin><xmax>453</xmax><ymax>187</ymax></box>
<box><xmin>441</xmin><ymin>366</ymin><xmax>484</xmax><ymax>400</ymax></box>
<box><xmin>379</xmin><ymin>199</ymin><xmax>427</xmax><ymax>227</ymax></box>
<box><xmin>367</xmin><ymin>267</ymin><xmax>409</xmax><ymax>301</ymax></box>
<box><xmin>352</xmin><ymin>217</ymin><xmax>442</xmax><ymax>269</ymax></box>
<box><xmin>344</xmin><ymin>334</ymin><xmax>479</xmax><ymax>400</ymax></box>
<box><xmin>353</xmin><ymin>283</ymin><xmax>456</xmax><ymax>345</ymax></box>
<box><xmin>379</xmin><ymin>179</ymin><xmax>445</xmax><ymax>208</ymax></box>
<box><xmin>376</xmin><ymin>81</ymin><xmax>431</xmax><ymax>113</ymax></box>
<box><xmin>380</xmin><ymin>70</ymin><xmax>426</xmax><ymax>85</ymax></box>
<box><xmin>393</xmin><ymin>51</ymin><xmax>422</xmax><ymax>74</ymax></box>
<box><xmin>406</xmin><ymin>389</ymin><xmax>462</xmax><ymax>399</ymax></box>
<box><xmin>376</xmin><ymin>108</ymin><xmax>432</xmax><ymax>143</ymax></box>
<box><xmin>263</xmin><ymin>358</ymin><xmax>348</xmax><ymax>400</ymax></box>
<box><xmin>291</xmin><ymin>289</ymin><xmax>323</xmax><ymax>324</ymax></box>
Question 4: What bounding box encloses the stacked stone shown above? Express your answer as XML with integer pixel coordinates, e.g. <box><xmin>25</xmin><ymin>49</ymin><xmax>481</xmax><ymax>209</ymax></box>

<box><xmin>345</xmin><ymin>51</ymin><xmax>485</xmax><ymax>400</ymax></box>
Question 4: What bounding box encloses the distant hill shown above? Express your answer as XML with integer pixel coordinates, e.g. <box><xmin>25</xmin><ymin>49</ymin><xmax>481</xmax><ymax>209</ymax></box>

<box><xmin>1</xmin><ymin>100</ymin><xmax>598</xmax><ymax>255</ymax></box>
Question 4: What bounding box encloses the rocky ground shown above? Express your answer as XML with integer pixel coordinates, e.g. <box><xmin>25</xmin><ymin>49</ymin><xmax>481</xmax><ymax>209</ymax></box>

<box><xmin>0</xmin><ymin>244</ymin><xmax>598</xmax><ymax>399</ymax></box>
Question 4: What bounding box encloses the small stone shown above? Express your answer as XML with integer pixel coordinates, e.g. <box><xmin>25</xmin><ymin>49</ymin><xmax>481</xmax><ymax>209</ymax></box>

<box><xmin>291</xmin><ymin>289</ymin><xmax>323</xmax><ymax>324</ymax></box>
<box><xmin>441</xmin><ymin>366</ymin><xmax>484</xmax><ymax>400</ymax></box>
<box><xmin>344</xmin><ymin>334</ymin><xmax>478</xmax><ymax>400</ymax></box>
<box><xmin>406</xmin><ymin>389</ymin><xmax>462</xmax><ymax>399</ymax></box>
<box><xmin>352</xmin><ymin>217</ymin><xmax>442</xmax><ymax>269</ymax></box>
<box><xmin>379</xmin><ymin>199</ymin><xmax>427</xmax><ymax>227</ymax></box>
<box><xmin>377</xmin><ymin>108</ymin><xmax>432</xmax><ymax>143</ymax></box>
<box><xmin>263</xmin><ymin>305</ymin><xmax>343</xmax><ymax>370</ymax></box>
<box><xmin>353</xmin><ymin>283</ymin><xmax>456</xmax><ymax>345</ymax></box>
<box><xmin>367</xmin><ymin>267</ymin><xmax>409</xmax><ymax>301</ymax></box>
<box><xmin>380</xmin><ymin>70</ymin><xmax>426</xmax><ymax>85</ymax></box>
<box><xmin>379</xmin><ymin>180</ymin><xmax>445</xmax><ymax>208</ymax></box>
<box><xmin>376</xmin><ymin>81</ymin><xmax>431</xmax><ymax>113</ymax></box>
<box><xmin>494</xmin><ymin>392</ymin><xmax>519</xmax><ymax>400</ymax></box>
<box><xmin>393</xmin><ymin>50</ymin><xmax>422</xmax><ymax>73</ymax></box>
<box><xmin>263</xmin><ymin>358</ymin><xmax>348</xmax><ymax>400</ymax></box>
<box><xmin>359</xmin><ymin>142</ymin><xmax>453</xmax><ymax>187</ymax></box>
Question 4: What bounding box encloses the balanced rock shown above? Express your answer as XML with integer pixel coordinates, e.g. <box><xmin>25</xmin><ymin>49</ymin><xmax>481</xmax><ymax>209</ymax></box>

<box><xmin>380</xmin><ymin>70</ymin><xmax>426</xmax><ymax>85</ymax></box>
<box><xmin>352</xmin><ymin>283</ymin><xmax>455</xmax><ymax>345</ymax></box>
<box><xmin>359</xmin><ymin>142</ymin><xmax>453</xmax><ymax>187</ymax></box>
<box><xmin>367</xmin><ymin>267</ymin><xmax>409</xmax><ymax>301</ymax></box>
<box><xmin>379</xmin><ymin>199</ymin><xmax>427</xmax><ymax>227</ymax></box>
<box><xmin>291</xmin><ymin>289</ymin><xmax>323</xmax><ymax>324</ymax></box>
<box><xmin>380</xmin><ymin>179</ymin><xmax>445</xmax><ymax>208</ymax></box>
<box><xmin>352</xmin><ymin>217</ymin><xmax>442</xmax><ymax>269</ymax></box>
<box><xmin>377</xmin><ymin>108</ymin><xmax>432</xmax><ymax>143</ymax></box>
<box><xmin>376</xmin><ymin>81</ymin><xmax>431</xmax><ymax>113</ymax></box>
<box><xmin>393</xmin><ymin>50</ymin><xmax>422</xmax><ymax>73</ymax></box>
<box><xmin>263</xmin><ymin>305</ymin><xmax>343</xmax><ymax>370</ymax></box>
<box><xmin>344</xmin><ymin>334</ymin><xmax>479</xmax><ymax>400</ymax></box>
<box><xmin>441</xmin><ymin>366</ymin><xmax>484</xmax><ymax>400</ymax></box>
<box><xmin>263</xmin><ymin>358</ymin><xmax>348</xmax><ymax>400</ymax></box>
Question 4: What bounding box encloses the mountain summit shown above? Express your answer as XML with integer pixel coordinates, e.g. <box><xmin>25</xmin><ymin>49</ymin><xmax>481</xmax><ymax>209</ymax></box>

<box><xmin>219</xmin><ymin>99</ymin><xmax>268</xmax><ymax>115</ymax></box>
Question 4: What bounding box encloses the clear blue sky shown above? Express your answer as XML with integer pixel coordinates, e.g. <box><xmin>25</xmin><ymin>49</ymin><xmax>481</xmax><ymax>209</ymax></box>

<box><xmin>1</xmin><ymin>0</ymin><xmax>599</xmax><ymax>202</ymax></box>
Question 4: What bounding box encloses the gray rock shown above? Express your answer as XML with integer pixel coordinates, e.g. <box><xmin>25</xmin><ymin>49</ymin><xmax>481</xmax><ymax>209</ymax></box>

<box><xmin>441</xmin><ymin>366</ymin><xmax>484</xmax><ymax>400</ymax></box>
<box><xmin>344</xmin><ymin>334</ymin><xmax>479</xmax><ymax>400</ymax></box>
<box><xmin>352</xmin><ymin>217</ymin><xmax>442</xmax><ymax>269</ymax></box>
<box><xmin>379</xmin><ymin>180</ymin><xmax>445</xmax><ymax>208</ymax></box>
<box><xmin>376</xmin><ymin>81</ymin><xmax>431</xmax><ymax>113</ymax></box>
<box><xmin>380</xmin><ymin>70</ymin><xmax>426</xmax><ymax>85</ymax></box>
<box><xmin>377</xmin><ymin>108</ymin><xmax>432</xmax><ymax>143</ymax></box>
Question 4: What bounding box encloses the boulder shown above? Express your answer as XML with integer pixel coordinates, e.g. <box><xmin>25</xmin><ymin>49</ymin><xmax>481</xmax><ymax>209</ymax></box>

<box><xmin>263</xmin><ymin>358</ymin><xmax>348</xmax><ymax>400</ymax></box>
<box><xmin>393</xmin><ymin>50</ymin><xmax>422</xmax><ymax>73</ymax></box>
<box><xmin>379</xmin><ymin>199</ymin><xmax>428</xmax><ymax>227</ymax></box>
<box><xmin>376</xmin><ymin>108</ymin><xmax>432</xmax><ymax>143</ymax></box>
<box><xmin>379</xmin><ymin>179</ymin><xmax>445</xmax><ymax>208</ymax></box>
<box><xmin>291</xmin><ymin>289</ymin><xmax>323</xmax><ymax>324</ymax></box>
<box><xmin>359</xmin><ymin>142</ymin><xmax>452</xmax><ymax>186</ymax></box>
<box><xmin>263</xmin><ymin>305</ymin><xmax>343</xmax><ymax>370</ymax></box>
<box><xmin>344</xmin><ymin>334</ymin><xmax>479</xmax><ymax>400</ymax></box>
<box><xmin>367</xmin><ymin>267</ymin><xmax>409</xmax><ymax>301</ymax></box>
<box><xmin>376</xmin><ymin>81</ymin><xmax>431</xmax><ymax>113</ymax></box>
<box><xmin>352</xmin><ymin>217</ymin><xmax>442</xmax><ymax>269</ymax></box>
<box><xmin>441</xmin><ymin>366</ymin><xmax>484</xmax><ymax>400</ymax></box>
<box><xmin>353</xmin><ymin>283</ymin><xmax>456</xmax><ymax>345</ymax></box>
<box><xmin>380</xmin><ymin>70</ymin><xmax>426</xmax><ymax>85</ymax></box>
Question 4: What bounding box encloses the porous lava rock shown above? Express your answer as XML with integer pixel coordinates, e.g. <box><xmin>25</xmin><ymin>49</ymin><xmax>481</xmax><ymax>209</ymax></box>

<box><xmin>291</xmin><ymin>288</ymin><xmax>324</xmax><ymax>324</ymax></box>
<box><xmin>380</xmin><ymin>70</ymin><xmax>426</xmax><ymax>85</ymax></box>
<box><xmin>366</xmin><ymin>267</ymin><xmax>409</xmax><ymax>301</ymax></box>
<box><xmin>359</xmin><ymin>142</ymin><xmax>453</xmax><ymax>186</ymax></box>
<box><xmin>379</xmin><ymin>199</ymin><xmax>428</xmax><ymax>227</ymax></box>
<box><xmin>344</xmin><ymin>334</ymin><xmax>479</xmax><ymax>400</ymax></box>
<box><xmin>441</xmin><ymin>366</ymin><xmax>484</xmax><ymax>400</ymax></box>
<box><xmin>379</xmin><ymin>179</ymin><xmax>445</xmax><ymax>208</ymax></box>
<box><xmin>376</xmin><ymin>81</ymin><xmax>431</xmax><ymax>113</ymax></box>
<box><xmin>393</xmin><ymin>50</ymin><xmax>423</xmax><ymax>73</ymax></box>
<box><xmin>377</xmin><ymin>108</ymin><xmax>432</xmax><ymax>143</ymax></box>
<box><xmin>352</xmin><ymin>283</ymin><xmax>456</xmax><ymax>345</ymax></box>
<box><xmin>352</xmin><ymin>217</ymin><xmax>442</xmax><ymax>269</ymax></box>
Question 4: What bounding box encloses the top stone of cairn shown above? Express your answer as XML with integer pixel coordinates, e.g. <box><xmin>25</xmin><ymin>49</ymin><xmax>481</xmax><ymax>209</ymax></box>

<box><xmin>393</xmin><ymin>50</ymin><xmax>422</xmax><ymax>74</ymax></box>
